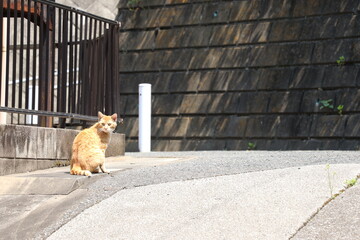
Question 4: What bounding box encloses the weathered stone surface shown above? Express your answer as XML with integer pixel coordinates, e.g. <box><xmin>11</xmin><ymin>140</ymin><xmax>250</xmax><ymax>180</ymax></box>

<box><xmin>118</xmin><ymin>0</ymin><xmax>360</xmax><ymax>151</ymax></box>
<box><xmin>117</xmin><ymin>117</ymin><xmax>138</xmax><ymax>138</ymax></box>
<box><xmin>55</xmin><ymin>129</ymin><xmax>78</xmax><ymax>160</ymax></box>
<box><xmin>120</xmin><ymin>72</ymin><xmax>202</xmax><ymax>94</ymax></box>
<box><xmin>153</xmin><ymin>117</ymin><xmax>190</xmax><ymax>137</ymax></box>
<box><xmin>15</xmin><ymin>126</ymin><xmax>37</xmax><ymax>159</ymax></box>
<box><xmin>120</xmin><ymin>72</ymin><xmax>171</xmax><ymax>94</ymax></box>
<box><xmin>153</xmin><ymin>95</ymin><xmax>182</xmax><ymax>115</ymax></box>
<box><xmin>118</xmin><ymin>0</ymin><xmax>360</xmax><ymax>30</ymax></box>
<box><xmin>37</xmin><ymin>127</ymin><xmax>56</xmax><ymax>160</ymax></box>
<box><xmin>14</xmin><ymin>159</ymin><xmax>38</xmax><ymax>173</ymax></box>
<box><xmin>37</xmin><ymin>160</ymin><xmax>56</xmax><ymax>171</ymax></box>
<box><xmin>178</xmin><ymin>94</ymin><xmax>212</xmax><ymax>114</ymax></box>
<box><xmin>267</xmin><ymin>92</ymin><xmax>303</xmax><ymax>113</ymax></box>
<box><xmin>121</xmin><ymin>42</ymin><xmax>331</xmax><ymax>72</ymax></box>
<box><xmin>269</xmin><ymin>20</ymin><xmax>304</xmax><ymax>42</ymax></box>
<box><xmin>310</xmin><ymin>115</ymin><xmax>347</xmax><ymax>137</ymax></box>
<box><xmin>322</xmin><ymin>66</ymin><xmax>359</xmax><ymax>88</ymax></box>
<box><xmin>197</xmin><ymin>71</ymin><xmax>231</xmax><ymax>92</ymax></box>
<box><xmin>339</xmin><ymin>140</ymin><xmax>360</xmax><ymax>150</ymax></box>
<box><xmin>256</xmin><ymin>68</ymin><xmax>292</xmax><ymax>90</ymax></box>
<box><xmin>336</xmin><ymin>89</ymin><xmax>360</xmax><ymax>112</ymax></box>
<box><xmin>119</xmin><ymin>31</ymin><xmax>155</xmax><ymax>51</ymax></box>
<box><xmin>344</xmin><ymin>114</ymin><xmax>360</xmax><ymax>137</ymax></box>
<box><xmin>292</xmin><ymin>0</ymin><xmax>357</xmax><ymax>17</ymax></box>
<box><xmin>0</xmin><ymin>159</ymin><xmax>15</xmax><ymax>176</ymax></box>
<box><xmin>237</xmin><ymin>92</ymin><xmax>270</xmax><ymax>114</ymax></box>
<box><xmin>0</xmin><ymin>125</ymin><xmax>16</xmax><ymax>158</ymax></box>
<box><xmin>195</xmin><ymin>139</ymin><xmax>226</xmax><ymax>151</ymax></box>
<box><xmin>122</xmin><ymin>95</ymin><xmax>139</xmax><ymax>116</ymax></box>
<box><xmin>289</xmin><ymin>67</ymin><xmax>325</xmax><ymax>89</ymax></box>
<box><xmin>312</xmin><ymin>39</ymin><xmax>360</xmax><ymax>64</ymax></box>
<box><xmin>275</xmin><ymin>115</ymin><xmax>311</xmax><ymax>138</ymax></box>
<box><xmin>106</xmin><ymin>133</ymin><xmax>125</xmax><ymax>157</ymax></box>
<box><xmin>217</xmin><ymin>116</ymin><xmax>247</xmax><ymax>138</ymax></box>
<box><xmin>244</xmin><ymin>116</ymin><xmax>278</xmax><ymax>138</ymax></box>
<box><xmin>185</xmin><ymin>117</ymin><xmax>222</xmax><ymax>138</ymax></box>
<box><xmin>118</xmin><ymin>15</ymin><xmax>360</xmax><ymax>51</ymax></box>
<box><xmin>168</xmin><ymin>72</ymin><xmax>201</xmax><ymax>93</ymax></box>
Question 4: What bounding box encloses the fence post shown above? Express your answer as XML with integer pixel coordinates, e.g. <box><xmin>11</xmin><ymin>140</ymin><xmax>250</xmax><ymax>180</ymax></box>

<box><xmin>138</xmin><ymin>83</ymin><xmax>151</xmax><ymax>152</ymax></box>
<box><xmin>0</xmin><ymin>19</ymin><xmax>7</xmax><ymax>124</ymax></box>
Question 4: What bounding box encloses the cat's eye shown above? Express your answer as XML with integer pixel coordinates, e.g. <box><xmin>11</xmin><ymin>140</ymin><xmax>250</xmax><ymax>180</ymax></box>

<box><xmin>101</xmin><ymin>123</ymin><xmax>105</xmax><ymax>126</ymax></box>
<box><xmin>108</xmin><ymin>123</ymin><xmax>111</xmax><ymax>126</ymax></box>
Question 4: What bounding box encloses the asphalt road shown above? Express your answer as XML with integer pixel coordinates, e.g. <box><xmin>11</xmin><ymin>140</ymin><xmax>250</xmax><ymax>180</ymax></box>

<box><xmin>41</xmin><ymin>151</ymin><xmax>360</xmax><ymax>240</ymax></box>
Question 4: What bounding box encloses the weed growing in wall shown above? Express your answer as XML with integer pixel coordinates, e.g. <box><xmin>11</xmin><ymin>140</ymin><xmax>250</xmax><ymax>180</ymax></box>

<box><xmin>336</xmin><ymin>56</ymin><xmax>346</xmax><ymax>66</ymax></box>
<box><xmin>319</xmin><ymin>99</ymin><xmax>344</xmax><ymax>115</ymax></box>
<box><xmin>247</xmin><ymin>142</ymin><xmax>256</xmax><ymax>150</ymax></box>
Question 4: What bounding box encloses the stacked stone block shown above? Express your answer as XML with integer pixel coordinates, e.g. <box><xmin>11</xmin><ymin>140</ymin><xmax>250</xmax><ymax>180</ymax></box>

<box><xmin>117</xmin><ymin>0</ymin><xmax>360</xmax><ymax>151</ymax></box>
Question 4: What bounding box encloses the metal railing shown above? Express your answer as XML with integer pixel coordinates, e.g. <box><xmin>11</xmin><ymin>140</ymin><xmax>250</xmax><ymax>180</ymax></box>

<box><xmin>0</xmin><ymin>0</ymin><xmax>120</xmax><ymax>127</ymax></box>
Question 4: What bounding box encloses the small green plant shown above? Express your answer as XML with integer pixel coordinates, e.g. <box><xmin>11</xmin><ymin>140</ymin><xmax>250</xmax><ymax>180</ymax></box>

<box><xmin>247</xmin><ymin>142</ymin><xmax>256</xmax><ymax>150</ymax></box>
<box><xmin>336</xmin><ymin>56</ymin><xmax>345</xmax><ymax>66</ymax></box>
<box><xmin>319</xmin><ymin>99</ymin><xmax>334</xmax><ymax>110</ymax></box>
<box><xmin>337</xmin><ymin>105</ymin><xmax>344</xmax><ymax>115</ymax></box>
<box><xmin>319</xmin><ymin>99</ymin><xmax>344</xmax><ymax>115</ymax></box>
<box><xmin>325</xmin><ymin>164</ymin><xmax>337</xmax><ymax>199</ymax></box>
<box><xmin>345</xmin><ymin>178</ymin><xmax>357</xmax><ymax>188</ymax></box>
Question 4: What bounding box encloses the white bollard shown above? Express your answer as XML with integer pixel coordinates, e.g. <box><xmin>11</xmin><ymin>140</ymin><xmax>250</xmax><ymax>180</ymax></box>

<box><xmin>138</xmin><ymin>83</ymin><xmax>151</xmax><ymax>152</ymax></box>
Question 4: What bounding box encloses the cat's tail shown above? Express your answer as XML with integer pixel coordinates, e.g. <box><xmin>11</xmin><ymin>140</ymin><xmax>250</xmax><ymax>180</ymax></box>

<box><xmin>70</xmin><ymin>163</ymin><xmax>92</xmax><ymax>177</ymax></box>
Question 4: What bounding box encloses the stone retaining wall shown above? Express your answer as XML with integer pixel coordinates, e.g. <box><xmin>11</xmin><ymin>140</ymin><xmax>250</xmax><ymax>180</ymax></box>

<box><xmin>0</xmin><ymin>125</ymin><xmax>125</xmax><ymax>176</ymax></box>
<box><xmin>117</xmin><ymin>0</ymin><xmax>360</xmax><ymax>151</ymax></box>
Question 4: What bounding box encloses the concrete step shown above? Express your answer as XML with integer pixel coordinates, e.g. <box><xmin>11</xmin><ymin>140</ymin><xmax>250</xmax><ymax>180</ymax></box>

<box><xmin>0</xmin><ymin>155</ymin><xmax>184</xmax><ymax>195</ymax></box>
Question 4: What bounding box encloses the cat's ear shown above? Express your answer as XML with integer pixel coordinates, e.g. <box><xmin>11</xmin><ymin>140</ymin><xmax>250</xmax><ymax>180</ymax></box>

<box><xmin>98</xmin><ymin>111</ymin><xmax>104</xmax><ymax>120</ymax></box>
<box><xmin>111</xmin><ymin>113</ymin><xmax>117</xmax><ymax>122</ymax></box>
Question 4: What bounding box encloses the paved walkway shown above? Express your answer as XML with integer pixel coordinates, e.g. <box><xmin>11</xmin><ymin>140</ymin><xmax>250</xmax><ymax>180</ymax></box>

<box><xmin>0</xmin><ymin>151</ymin><xmax>359</xmax><ymax>240</ymax></box>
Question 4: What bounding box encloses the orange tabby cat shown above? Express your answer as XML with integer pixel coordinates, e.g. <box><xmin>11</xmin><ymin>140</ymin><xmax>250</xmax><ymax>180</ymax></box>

<box><xmin>70</xmin><ymin>112</ymin><xmax>118</xmax><ymax>176</ymax></box>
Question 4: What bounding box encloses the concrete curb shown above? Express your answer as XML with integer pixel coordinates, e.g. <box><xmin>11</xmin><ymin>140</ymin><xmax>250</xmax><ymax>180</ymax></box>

<box><xmin>0</xmin><ymin>155</ymin><xmax>184</xmax><ymax>195</ymax></box>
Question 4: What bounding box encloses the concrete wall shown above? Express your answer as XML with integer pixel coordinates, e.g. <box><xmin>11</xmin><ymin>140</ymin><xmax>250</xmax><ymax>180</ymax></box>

<box><xmin>0</xmin><ymin>125</ymin><xmax>125</xmax><ymax>176</ymax></box>
<box><xmin>117</xmin><ymin>0</ymin><xmax>360</xmax><ymax>151</ymax></box>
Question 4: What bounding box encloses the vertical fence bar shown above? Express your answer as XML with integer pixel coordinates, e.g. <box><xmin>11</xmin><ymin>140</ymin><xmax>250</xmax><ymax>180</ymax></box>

<box><xmin>56</xmin><ymin>7</ymin><xmax>61</xmax><ymax>114</ymax></box>
<box><xmin>97</xmin><ymin>21</ymin><xmax>103</xmax><ymax>113</ymax></box>
<box><xmin>0</xmin><ymin>0</ymin><xmax>6</xmax><ymax>124</ymax></box>
<box><xmin>105</xmin><ymin>24</ymin><xmax>111</xmax><ymax>113</ymax></box>
<box><xmin>51</xmin><ymin>4</ymin><xmax>56</xmax><ymax>112</ymax></box>
<box><xmin>12</xmin><ymin>0</ymin><xmax>18</xmax><ymax>111</ymax></box>
<box><xmin>44</xmin><ymin>2</ymin><xmax>53</xmax><ymax>126</ymax></box>
<box><xmin>81</xmin><ymin>16</ymin><xmax>88</xmax><ymax>115</ymax></box>
<box><xmin>73</xmin><ymin>12</ymin><xmax>78</xmax><ymax>114</ymax></box>
<box><xmin>68</xmin><ymin>11</ymin><xmax>73</xmax><ymax>115</ymax></box>
<box><xmin>87</xmin><ymin>17</ymin><xmax>93</xmax><ymax>116</ymax></box>
<box><xmin>38</xmin><ymin>2</ymin><xmax>44</xmax><ymax>126</ymax></box>
<box><xmin>45</xmin><ymin>3</ymin><xmax>50</xmax><ymax>111</ymax></box>
<box><xmin>77</xmin><ymin>13</ymin><xmax>83</xmax><ymax>115</ymax></box>
<box><xmin>25</xmin><ymin>0</ymin><xmax>31</xmax><ymax>114</ymax></box>
<box><xmin>19</xmin><ymin>0</ymin><xmax>25</xmax><ymax>122</ymax></box>
<box><xmin>59</xmin><ymin>9</ymin><xmax>68</xmax><ymax>127</ymax></box>
<box><xmin>5</xmin><ymin>0</ymin><xmax>10</xmax><ymax>107</ymax></box>
<box><xmin>32</xmin><ymin>0</ymin><xmax>38</xmax><ymax>124</ymax></box>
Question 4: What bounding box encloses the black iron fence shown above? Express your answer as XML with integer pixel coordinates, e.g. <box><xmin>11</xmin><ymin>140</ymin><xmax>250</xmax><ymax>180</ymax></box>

<box><xmin>0</xmin><ymin>0</ymin><xmax>120</xmax><ymax>127</ymax></box>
